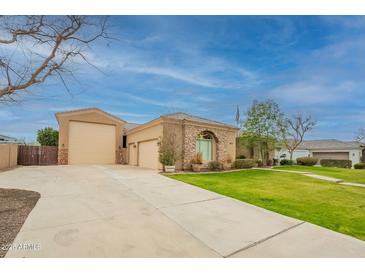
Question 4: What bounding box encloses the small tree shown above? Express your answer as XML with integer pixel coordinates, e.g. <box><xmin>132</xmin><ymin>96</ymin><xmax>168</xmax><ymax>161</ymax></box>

<box><xmin>158</xmin><ymin>130</ymin><xmax>180</xmax><ymax>167</ymax></box>
<box><xmin>37</xmin><ymin>127</ymin><xmax>59</xmax><ymax>146</ymax></box>
<box><xmin>243</xmin><ymin>99</ymin><xmax>287</xmax><ymax>165</ymax></box>
<box><xmin>284</xmin><ymin>114</ymin><xmax>316</xmax><ymax>160</ymax></box>
<box><xmin>355</xmin><ymin>128</ymin><xmax>365</xmax><ymax>142</ymax></box>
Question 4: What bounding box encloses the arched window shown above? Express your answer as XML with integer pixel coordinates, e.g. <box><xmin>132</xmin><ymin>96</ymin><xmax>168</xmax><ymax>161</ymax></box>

<box><xmin>196</xmin><ymin>131</ymin><xmax>214</xmax><ymax>161</ymax></box>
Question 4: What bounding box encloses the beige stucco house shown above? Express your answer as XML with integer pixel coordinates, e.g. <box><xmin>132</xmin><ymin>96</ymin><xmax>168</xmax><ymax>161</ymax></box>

<box><xmin>56</xmin><ymin>108</ymin><xmax>238</xmax><ymax>170</ymax></box>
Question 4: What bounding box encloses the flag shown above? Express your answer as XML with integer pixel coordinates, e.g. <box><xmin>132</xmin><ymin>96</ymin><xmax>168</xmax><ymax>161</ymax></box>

<box><xmin>235</xmin><ymin>105</ymin><xmax>240</xmax><ymax>126</ymax></box>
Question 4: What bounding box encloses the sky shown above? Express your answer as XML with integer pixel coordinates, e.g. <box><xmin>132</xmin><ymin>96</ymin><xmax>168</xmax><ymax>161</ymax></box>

<box><xmin>1</xmin><ymin>16</ymin><xmax>365</xmax><ymax>142</ymax></box>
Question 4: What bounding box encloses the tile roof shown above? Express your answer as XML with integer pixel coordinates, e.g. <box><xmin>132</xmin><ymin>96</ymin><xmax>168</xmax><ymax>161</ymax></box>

<box><xmin>297</xmin><ymin>139</ymin><xmax>365</xmax><ymax>150</ymax></box>
<box><xmin>161</xmin><ymin>112</ymin><xmax>237</xmax><ymax>129</ymax></box>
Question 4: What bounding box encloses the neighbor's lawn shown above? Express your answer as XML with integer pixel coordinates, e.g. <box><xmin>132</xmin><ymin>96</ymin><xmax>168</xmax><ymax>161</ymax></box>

<box><xmin>274</xmin><ymin>165</ymin><xmax>365</xmax><ymax>184</ymax></box>
<box><xmin>166</xmin><ymin>170</ymin><xmax>365</xmax><ymax>241</ymax></box>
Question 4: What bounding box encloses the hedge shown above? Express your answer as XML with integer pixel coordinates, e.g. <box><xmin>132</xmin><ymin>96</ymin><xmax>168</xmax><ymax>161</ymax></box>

<box><xmin>207</xmin><ymin>161</ymin><xmax>222</xmax><ymax>171</ymax></box>
<box><xmin>280</xmin><ymin>159</ymin><xmax>294</xmax><ymax>166</ymax></box>
<box><xmin>354</xmin><ymin>163</ymin><xmax>365</xmax><ymax>169</ymax></box>
<box><xmin>320</xmin><ymin>159</ymin><xmax>352</xmax><ymax>168</ymax></box>
<box><xmin>232</xmin><ymin>159</ymin><xmax>257</xmax><ymax>169</ymax></box>
<box><xmin>296</xmin><ymin>157</ymin><xmax>318</xmax><ymax>166</ymax></box>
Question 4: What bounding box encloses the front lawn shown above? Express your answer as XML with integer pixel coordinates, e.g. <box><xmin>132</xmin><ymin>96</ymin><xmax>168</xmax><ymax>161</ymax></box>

<box><xmin>274</xmin><ymin>165</ymin><xmax>365</xmax><ymax>184</ymax></box>
<box><xmin>166</xmin><ymin>170</ymin><xmax>365</xmax><ymax>241</ymax></box>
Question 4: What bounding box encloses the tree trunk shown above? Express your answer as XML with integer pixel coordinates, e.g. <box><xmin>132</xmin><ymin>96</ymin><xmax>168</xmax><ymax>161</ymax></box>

<box><xmin>289</xmin><ymin>150</ymin><xmax>293</xmax><ymax>161</ymax></box>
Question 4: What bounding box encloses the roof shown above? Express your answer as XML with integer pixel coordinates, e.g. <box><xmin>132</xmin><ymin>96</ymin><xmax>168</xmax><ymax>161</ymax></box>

<box><xmin>297</xmin><ymin>139</ymin><xmax>365</xmax><ymax>150</ymax></box>
<box><xmin>124</xmin><ymin>123</ymin><xmax>141</xmax><ymax>131</ymax></box>
<box><xmin>161</xmin><ymin>112</ymin><xmax>238</xmax><ymax>129</ymax></box>
<box><xmin>55</xmin><ymin>107</ymin><xmax>126</xmax><ymax>123</ymax></box>
<box><xmin>0</xmin><ymin>134</ymin><xmax>20</xmax><ymax>144</ymax></box>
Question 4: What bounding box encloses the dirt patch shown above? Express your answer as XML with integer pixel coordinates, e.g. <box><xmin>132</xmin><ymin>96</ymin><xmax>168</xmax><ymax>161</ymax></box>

<box><xmin>0</xmin><ymin>188</ymin><xmax>40</xmax><ymax>257</ymax></box>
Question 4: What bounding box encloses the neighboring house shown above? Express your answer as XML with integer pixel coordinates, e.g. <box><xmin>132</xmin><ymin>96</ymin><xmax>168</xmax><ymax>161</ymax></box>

<box><xmin>55</xmin><ymin>108</ymin><xmax>238</xmax><ymax>170</ymax></box>
<box><xmin>0</xmin><ymin>134</ymin><xmax>20</xmax><ymax>144</ymax></box>
<box><xmin>275</xmin><ymin>139</ymin><xmax>365</xmax><ymax>166</ymax></box>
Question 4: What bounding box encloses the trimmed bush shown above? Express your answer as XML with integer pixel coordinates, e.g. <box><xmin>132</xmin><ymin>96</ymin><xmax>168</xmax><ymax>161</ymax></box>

<box><xmin>354</xmin><ymin>163</ymin><xmax>365</xmax><ymax>169</ymax></box>
<box><xmin>236</xmin><ymin>155</ymin><xmax>246</xmax><ymax>159</ymax></box>
<box><xmin>280</xmin><ymin>159</ymin><xmax>294</xmax><ymax>166</ymax></box>
<box><xmin>320</xmin><ymin>159</ymin><xmax>352</xmax><ymax>168</ymax></box>
<box><xmin>232</xmin><ymin>159</ymin><xmax>257</xmax><ymax>169</ymax></box>
<box><xmin>267</xmin><ymin>159</ymin><xmax>273</xmax><ymax>166</ymax></box>
<box><xmin>296</xmin><ymin>157</ymin><xmax>318</xmax><ymax>166</ymax></box>
<box><xmin>208</xmin><ymin>161</ymin><xmax>222</xmax><ymax>171</ymax></box>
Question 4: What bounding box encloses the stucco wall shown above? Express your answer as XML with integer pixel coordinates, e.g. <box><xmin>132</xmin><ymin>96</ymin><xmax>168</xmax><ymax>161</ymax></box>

<box><xmin>275</xmin><ymin>148</ymin><xmax>310</xmax><ymax>162</ymax></box>
<box><xmin>126</xmin><ymin>121</ymin><xmax>163</xmax><ymax>169</ymax></box>
<box><xmin>182</xmin><ymin>122</ymin><xmax>237</xmax><ymax>170</ymax></box>
<box><xmin>56</xmin><ymin>110</ymin><xmax>125</xmax><ymax>164</ymax></box>
<box><xmin>0</xmin><ymin>144</ymin><xmax>18</xmax><ymax>170</ymax></box>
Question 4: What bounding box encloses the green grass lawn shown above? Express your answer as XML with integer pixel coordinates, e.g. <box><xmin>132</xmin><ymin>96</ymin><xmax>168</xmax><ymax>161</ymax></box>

<box><xmin>274</xmin><ymin>165</ymin><xmax>365</xmax><ymax>184</ymax></box>
<box><xmin>166</xmin><ymin>170</ymin><xmax>365</xmax><ymax>241</ymax></box>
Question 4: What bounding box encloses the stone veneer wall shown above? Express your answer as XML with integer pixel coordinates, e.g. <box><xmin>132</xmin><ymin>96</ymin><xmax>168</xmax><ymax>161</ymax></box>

<box><xmin>58</xmin><ymin>148</ymin><xmax>68</xmax><ymax>165</ymax></box>
<box><xmin>182</xmin><ymin>124</ymin><xmax>230</xmax><ymax>169</ymax></box>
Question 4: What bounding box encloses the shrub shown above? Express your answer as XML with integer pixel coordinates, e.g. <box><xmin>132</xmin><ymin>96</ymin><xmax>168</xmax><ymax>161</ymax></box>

<box><xmin>320</xmin><ymin>159</ymin><xmax>352</xmax><ymax>168</ymax></box>
<box><xmin>256</xmin><ymin>159</ymin><xmax>263</xmax><ymax>167</ymax></box>
<box><xmin>273</xmin><ymin>158</ymin><xmax>279</xmax><ymax>166</ymax></box>
<box><xmin>280</xmin><ymin>159</ymin><xmax>294</xmax><ymax>166</ymax></box>
<box><xmin>232</xmin><ymin>159</ymin><xmax>257</xmax><ymax>169</ymax></box>
<box><xmin>267</xmin><ymin>159</ymin><xmax>273</xmax><ymax>166</ymax></box>
<box><xmin>296</xmin><ymin>157</ymin><xmax>318</xmax><ymax>166</ymax></box>
<box><xmin>159</xmin><ymin>148</ymin><xmax>175</xmax><ymax>166</ymax></box>
<box><xmin>236</xmin><ymin>155</ymin><xmax>246</xmax><ymax>159</ymax></box>
<box><xmin>191</xmin><ymin>153</ymin><xmax>203</xmax><ymax>165</ymax></box>
<box><xmin>354</xmin><ymin>163</ymin><xmax>365</xmax><ymax>169</ymax></box>
<box><xmin>208</xmin><ymin>161</ymin><xmax>222</xmax><ymax>171</ymax></box>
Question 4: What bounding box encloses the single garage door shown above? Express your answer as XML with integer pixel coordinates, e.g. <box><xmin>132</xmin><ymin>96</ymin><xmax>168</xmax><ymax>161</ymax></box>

<box><xmin>68</xmin><ymin>121</ymin><xmax>116</xmax><ymax>164</ymax></box>
<box><xmin>312</xmin><ymin>152</ymin><xmax>349</xmax><ymax>162</ymax></box>
<box><xmin>138</xmin><ymin>139</ymin><xmax>159</xmax><ymax>169</ymax></box>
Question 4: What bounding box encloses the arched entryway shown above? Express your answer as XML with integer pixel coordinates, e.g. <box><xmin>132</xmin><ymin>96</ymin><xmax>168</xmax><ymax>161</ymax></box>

<box><xmin>196</xmin><ymin>131</ymin><xmax>218</xmax><ymax>162</ymax></box>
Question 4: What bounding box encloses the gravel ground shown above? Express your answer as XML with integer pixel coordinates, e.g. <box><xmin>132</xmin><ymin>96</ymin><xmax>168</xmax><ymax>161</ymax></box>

<box><xmin>0</xmin><ymin>188</ymin><xmax>40</xmax><ymax>257</ymax></box>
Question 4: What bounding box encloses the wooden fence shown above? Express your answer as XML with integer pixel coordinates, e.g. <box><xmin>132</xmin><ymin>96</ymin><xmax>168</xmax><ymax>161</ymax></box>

<box><xmin>18</xmin><ymin>145</ymin><xmax>58</xmax><ymax>166</ymax></box>
<box><xmin>0</xmin><ymin>144</ymin><xmax>18</xmax><ymax>170</ymax></box>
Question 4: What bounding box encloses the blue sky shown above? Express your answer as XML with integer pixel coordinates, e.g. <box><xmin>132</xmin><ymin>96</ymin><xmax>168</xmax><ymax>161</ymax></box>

<box><xmin>1</xmin><ymin>16</ymin><xmax>365</xmax><ymax>142</ymax></box>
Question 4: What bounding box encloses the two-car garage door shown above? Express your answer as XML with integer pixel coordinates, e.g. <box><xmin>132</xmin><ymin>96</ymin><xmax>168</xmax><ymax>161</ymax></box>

<box><xmin>138</xmin><ymin>140</ymin><xmax>159</xmax><ymax>169</ymax></box>
<box><xmin>68</xmin><ymin>121</ymin><xmax>116</xmax><ymax>164</ymax></box>
<box><xmin>128</xmin><ymin>139</ymin><xmax>159</xmax><ymax>169</ymax></box>
<box><xmin>312</xmin><ymin>152</ymin><xmax>349</xmax><ymax>162</ymax></box>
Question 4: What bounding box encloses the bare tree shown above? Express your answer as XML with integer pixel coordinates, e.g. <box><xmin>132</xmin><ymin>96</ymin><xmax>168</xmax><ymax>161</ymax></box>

<box><xmin>284</xmin><ymin>114</ymin><xmax>316</xmax><ymax>160</ymax></box>
<box><xmin>355</xmin><ymin>128</ymin><xmax>365</xmax><ymax>142</ymax></box>
<box><xmin>0</xmin><ymin>16</ymin><xmax>109</xmax><ymax>102</ymax></box>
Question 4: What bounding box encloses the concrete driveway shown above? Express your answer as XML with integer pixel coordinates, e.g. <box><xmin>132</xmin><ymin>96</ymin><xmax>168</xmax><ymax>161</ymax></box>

<box><xmin>0</xmin><ymin>165</ymin><xmax>364</xmax><ymax>258</ymax></box>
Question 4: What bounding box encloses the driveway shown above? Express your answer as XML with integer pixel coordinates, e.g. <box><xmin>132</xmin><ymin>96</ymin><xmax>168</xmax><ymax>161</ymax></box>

<box><xmin>0</xmin><ymin>165</ymin><xmax>364</xmax><ymax>257</ymax></box>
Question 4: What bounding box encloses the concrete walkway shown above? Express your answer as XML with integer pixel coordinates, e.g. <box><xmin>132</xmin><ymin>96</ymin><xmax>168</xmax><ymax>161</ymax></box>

<box><xmin>254</xmin><ymin>168</ymin><xmax>365</xmax><ymax>188</ymax></box>
<box><xmin>0</xmin><ymin>165</ymin><xmax>364</xmax><ymax>257</ymax></box>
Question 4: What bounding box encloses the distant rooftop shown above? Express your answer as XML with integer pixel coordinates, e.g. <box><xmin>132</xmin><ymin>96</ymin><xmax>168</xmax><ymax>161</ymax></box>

<box><xmin>161</xmin><ymin>112</ymin><xmax>237</xmax><ymax>129</ymax></box>
<box><xmin>297</xmin><ymin>139</ymin><xmax>365</xmax><ymax>150</ymax></box>
<box><xmin>124</xmin><ymin>123</ymin><xmax>141</xmax><ymax>131</ymax></box>
<box><xmin>0</xmin><ymin>134</ymin><xmax>19</xmax><ymax>143</ymax></box>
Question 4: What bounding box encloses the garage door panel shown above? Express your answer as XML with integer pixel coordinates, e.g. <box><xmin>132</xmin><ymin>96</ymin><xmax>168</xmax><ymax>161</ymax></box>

<box><xmin>69</xmin><ymin>121</ymin><xmax>116</xmax><ymax>164</ymax></box>
<box><xmin>138</xmin><ymin>140</ymin><xmax>159</xmax><ymax>169</ymax></box>
<box><xmin>313</xmin><ymin>152</ymin><xmax>349</xmax><ymax>161</ymax></box>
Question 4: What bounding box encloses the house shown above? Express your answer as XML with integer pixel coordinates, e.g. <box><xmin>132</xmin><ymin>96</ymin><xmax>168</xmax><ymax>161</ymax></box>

<box><xmin>55</xmin><ymin>108</ymin><xmax>238</xmax><ymax>170</ymax></box>
<box><xmin>275</xmin><ymin>139</ymin><xmax>365</xmax><ymax>166</ymax></box>
<box><xmin>0</xmin><ymin>134</ymin><xmax>20</xmax><ymax>144</ymax></box>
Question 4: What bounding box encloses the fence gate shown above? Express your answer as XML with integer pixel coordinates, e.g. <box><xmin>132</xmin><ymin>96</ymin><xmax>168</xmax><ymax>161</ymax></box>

<box><xmin>18</xmin><ymin>145</ymin><xmax>58</xmax><ymax>166</ymax></box>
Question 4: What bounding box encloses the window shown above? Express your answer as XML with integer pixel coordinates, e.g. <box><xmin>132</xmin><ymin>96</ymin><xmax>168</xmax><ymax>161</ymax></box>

<box><xmin>196</xmin><ymin>132</ymin><xmax>213</xmax><ymax>161</ymax></box>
